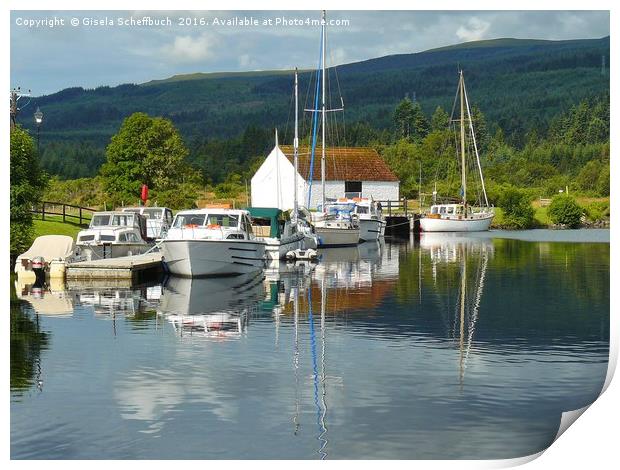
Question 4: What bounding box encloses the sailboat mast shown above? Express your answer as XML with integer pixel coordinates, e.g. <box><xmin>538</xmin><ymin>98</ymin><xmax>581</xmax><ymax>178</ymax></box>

<box><xmin>460</xmin><ymin>71</ymin><xmax>466</xmax><ymax>206</ymax></box>
<box><xmin>321</xmin><ymin>10</ymin><xmax>327</xmax><ymax>211</ymax></box>
<box><xmin>294</xmin><ymin>68</ymin><xmax>299</xmax><ymax>221</ymax></box>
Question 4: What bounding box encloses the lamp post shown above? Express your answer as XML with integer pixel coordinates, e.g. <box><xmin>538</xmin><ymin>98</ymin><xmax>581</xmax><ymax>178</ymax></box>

<box><xmin>34</xmin><ymin>107</ymin><xmax>43</xmax><ymax>154</ymax></box>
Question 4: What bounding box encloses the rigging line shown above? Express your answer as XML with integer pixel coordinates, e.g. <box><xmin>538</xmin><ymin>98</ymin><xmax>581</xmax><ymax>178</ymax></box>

<box><xmin>464</xmin><ymin>249</ymin><xmax>489</xmax><ymax>369</ymax></box>
<box><xmin>463</xmin><ymin>79</ymin><xmax>490</xmax><ymax>207</ymax></box>
<box><xmin>307</xmin><ymin>28</ymin><xmax>324</xmax><ymax>208</ymax></box>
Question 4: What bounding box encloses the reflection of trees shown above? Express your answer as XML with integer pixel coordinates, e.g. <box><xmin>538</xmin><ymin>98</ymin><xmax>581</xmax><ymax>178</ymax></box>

<box><xmin>10</xmin><ymin>280</ymin><xmax>50</xmax><ymax>394</ymax></box>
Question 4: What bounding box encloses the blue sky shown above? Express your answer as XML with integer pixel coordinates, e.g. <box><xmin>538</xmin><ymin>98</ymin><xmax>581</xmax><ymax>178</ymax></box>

<box><xmin>10</xmin><ymin>10</ymin><xmax>610</xmax><ymax>95</ymax></box>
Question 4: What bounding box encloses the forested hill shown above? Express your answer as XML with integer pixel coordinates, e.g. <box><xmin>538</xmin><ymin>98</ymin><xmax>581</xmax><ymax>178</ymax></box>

<box><xmin>20</xmin><ymin>35</ymin><xmax>609</xmax><ymax>180</ymax></box>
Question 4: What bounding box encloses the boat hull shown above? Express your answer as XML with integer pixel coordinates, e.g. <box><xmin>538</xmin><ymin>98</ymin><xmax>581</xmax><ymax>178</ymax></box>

<box><xmin>161</xmin><ymin>239</ymin><xmax>266</xmax><ymax>277</ymax></box>
<box><xmin>358</xmin><ymin>218</ymin><xmax>384</xmax><ymax>242</ymax></box>
<box><xmin>315</xmin><ymin>226</ymin><xmax>360</xmax><ymax>247</ymax></box>
<box><xmin>420</xmin><ymin>214</ymin><xmax>493</xmax><ymax>232</ymax></box>
<box><xmin>263</xmin><ymin>233</ymin><xmax>306</xmax><ymax>261</ymax></box>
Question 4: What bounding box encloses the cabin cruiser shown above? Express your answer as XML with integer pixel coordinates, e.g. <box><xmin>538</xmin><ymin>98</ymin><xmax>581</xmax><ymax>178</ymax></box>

<box><xmin>121</xmin><ymin>206</ymin><xmax>173</xmax><ymax>240</ymax></box>
<box><xmin>75</xmin><ymin>211</ymin><xmax>150</xmax><ymax>261</ymax></box>
<box><xmin>160</xmin><ymin>208</ymin><xmax>266</xmax><ymax>277</ymax></box>
<box><xmin>247</xmin><ymin>207</ymin><xmax>306</xmax><ymax>261</ymax></box>
<box><xmin>421</xmin><ymin>203</ymin><xmax>493</xmax><ymax>232</ymax></box>
<box><xmin>313</xmin><ymin>201</ymin><xmax>360</xmax><ymax>247</ymax></box>
<box><xmin>335</xmin><ymin>194</ymin><xmax>385</xmax><ymax>242</ymax></box>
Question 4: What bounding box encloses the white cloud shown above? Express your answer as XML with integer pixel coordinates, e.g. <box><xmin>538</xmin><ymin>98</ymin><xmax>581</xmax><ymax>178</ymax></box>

<box><xmin>456</xmin><ymin>17</ymin><xmax>491</xmax><ymax>42</ymax></box>
<box><xmin>160</xmin><ymin>32</ymin><xmax>218</xmax><ymax>63</ymax></box>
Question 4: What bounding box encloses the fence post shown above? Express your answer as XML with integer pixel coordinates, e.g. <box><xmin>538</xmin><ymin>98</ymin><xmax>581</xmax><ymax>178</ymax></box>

<box><xmin>79</xmin><ymin>207</ymin><xmax>82</xmax><ymax>226</ymax></box>
<box><xmin>42</xmin><ymin>202</ymin><xmax>45</xmax><ymax>221</ymax></box>
<box><xmin>62</xmin><ymin>204</ymin><xmax>66</xmax><ymax>223</ymax></box>
<box><xmin>388</xmin><ymin>200</ymin><xmax>392</xmax><ymax>217</ymax></box>
<box><xmin>404</xmin><ymin>198</ymin><xmax>408</xmax><ymax>216</ymax></box>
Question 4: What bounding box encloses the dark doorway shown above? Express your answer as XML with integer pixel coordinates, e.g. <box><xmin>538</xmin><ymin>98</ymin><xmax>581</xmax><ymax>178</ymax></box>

<box><xmin>345</xmin><ymin>181</ymin><xmax>362</xmax><ymax>193</ymax></box>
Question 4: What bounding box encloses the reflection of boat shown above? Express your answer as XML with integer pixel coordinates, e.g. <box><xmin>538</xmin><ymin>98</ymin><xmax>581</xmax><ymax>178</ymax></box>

<box><xmin>161</xmin><ymin>209</ymin><xmax>266</xmax><ymax>277</ymax></box>
<box><xmin>420</xmin><ymin>71</ymin><xmax>494</xmax><ymax>232</ymax></box>
<box><xmin>14</xmin><ymin>278</ymin><xmax>74</xmax><ymax>316</ymax></box>
<box><xmin>167</xmin><ymin>313</ymin><xmax>247</xmax><ymax>339</ymax></box>
<box><xmin>158</xmin><ymin>272</ymin><xmax>264</xmax><ymax>315</ymax></box>
<box><xmin>420</xmin><ymin>233</ymin><xmax>492</xmax><ymax>385</ymax></box>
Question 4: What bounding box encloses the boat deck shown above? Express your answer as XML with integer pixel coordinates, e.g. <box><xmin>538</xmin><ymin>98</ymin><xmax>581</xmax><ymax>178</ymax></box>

<box><xmin>66</xmin><ymin>253</ymin><xmax>164</xmax><ymax>280</ymax></box>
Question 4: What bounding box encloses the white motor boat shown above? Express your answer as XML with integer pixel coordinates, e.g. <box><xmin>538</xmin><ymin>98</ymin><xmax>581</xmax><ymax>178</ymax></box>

<box><xmin>313</xmin><ymin>202</ymin><xmax>360</xmax><ymax>247</ymax></box>
<box><xmin>420</xmin><ymin>71</ymin><xmax>494</xmax><ymax>232</ymax></box>
<box><xmin>76</xmin><ymin>211</ymin><xmax>150</xmax><ymax>261</ymax></box>
<box><xmin>14</xmin><ymin>235</ymin><xmax>77</xmax><ymax>281</ymax></box>
<box><xmin>336</xmin><ymin>194</ymin><xmax>386</xmax><ymax>242</ymax></box>
<box><xmin>161</xmin><ymin>208</ymin><xmax>266</xmax><ymax>277</ymax></box>
<box><xmin>247</xmin><ymin>207</ymin><xmax>306</xmax><ymax>261</ymax></box>
<box><xmin>121</xmin><ymin>206</ymin><xmax>173</xmax><ymax>240</ymax></box>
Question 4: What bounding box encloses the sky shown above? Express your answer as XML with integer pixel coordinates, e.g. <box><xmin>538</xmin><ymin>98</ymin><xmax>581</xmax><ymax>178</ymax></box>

<box><xmin>10</xmin><ymin>10</ymin><xmax>610</xmax><ymax>96</ymax></box>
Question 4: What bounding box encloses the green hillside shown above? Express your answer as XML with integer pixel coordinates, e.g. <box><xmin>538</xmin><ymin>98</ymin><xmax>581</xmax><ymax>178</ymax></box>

<box><xmin>18</xmin><ymin>36</ymin><xmax>610</xmax><ymax>182</ymax></box>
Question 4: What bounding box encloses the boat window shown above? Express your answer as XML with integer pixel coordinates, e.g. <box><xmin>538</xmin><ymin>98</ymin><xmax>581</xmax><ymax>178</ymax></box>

<box><xmin>112</xmin><ymin>214</ymin><xmax>133</xmax><ymax>226</ymax></box>
<box><xmin>100</xmin><ymin>235</ymin><xmax>115</xmax><ymax>241</ymax></box>
<box><xmin>123</xmin><ymin>208</ymin><xmax>141</xmax><ymax>215</ymax></box>
<box><xmin>118</xmin><ymin>233</ymin><xmax>127</xmax><ymax>242</ymax></box>
<box><xmin>91</xmin><ymin>215</ymin><xmax>111</xmax><ymax>226</ymax></box>
<box><xmin>440</xmin><ymin>207</ymin><xmax>446</xmax><ymax>214</ymax></box>
<box><xmin>356</xmin><ymin>206</ymin><xmax>369</xmax><ymax>214</ymax></box>
<box><xmin>174</xmin><ymin>213</ymin><xmax>206</xmax><ymax>227</ymax></box>
<box><xmin>143</xmin><ymin>208</ymin><xmax>163</xmax><ymax>220</ymax></box>
<box><xmin>126</xmin><ymin>232</ymin><xmax>140</xmax><ymax>242</ymax></box>
<box><xmin>456</xmin><ymin>206</ymin><xmax>463</xmax><ymax>215</ymax></box>
<box><xmin>431</xmin><ymin>207</ymin><xmax>438</xmax><ymax>214</ymax></box>
<box><xmin>207</xmin><ymin>214</ymin><xmax>239</xmax><ymax>228</ymax></box>
<box><xmin>447</xmin><ymin>207</ymin><xmax>454</xmax><ymax>214</ymax></box>
<box><xmin>165</xmin><ymin>210</ymin><xmax>173</xmax><ymax>224</ymax></box>
<box><xmin>79</xmin><ymin>234</ymin><xmax>95</xmax><ymax>242</ymax></box>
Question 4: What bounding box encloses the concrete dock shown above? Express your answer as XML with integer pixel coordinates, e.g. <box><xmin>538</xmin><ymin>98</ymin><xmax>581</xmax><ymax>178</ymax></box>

<box><xmin>66</xmin><ymin>253</ymin><xmax>164</xmax><ymax>280</ymax></box>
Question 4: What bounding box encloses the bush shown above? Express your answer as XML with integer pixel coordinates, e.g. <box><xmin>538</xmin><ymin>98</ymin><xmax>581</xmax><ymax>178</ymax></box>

<box><xmin>583</xmin><ymin>200</ymin><xmax>610</xmax><ymax>223</ymax></box>
<box><xmin>498</xmin><ymin>187</ymin><xmax>535</xmax><ymax>229</ymax></box>
<box><xmin>548</xmin><ymin>195</ymin><xmax>583</xmax><ymax>228</ymax></box>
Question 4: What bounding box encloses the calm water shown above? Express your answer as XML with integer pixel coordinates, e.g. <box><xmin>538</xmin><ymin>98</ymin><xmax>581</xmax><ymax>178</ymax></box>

<box><xmin>11</xmin><ymin>231</ymin><xmax>609</xmax><ymax>459</ymax></box>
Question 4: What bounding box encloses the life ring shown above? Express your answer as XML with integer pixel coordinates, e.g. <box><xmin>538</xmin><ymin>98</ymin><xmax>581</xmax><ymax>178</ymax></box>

<box><xmin>206</xmin><ymin>224</ymin><xmax>221</xmax><ymax>229</ymax></box>
<box><xmin>184</xmin><ymin>224</ymin><xmax>198</xmax><ymax>228</ymax></box>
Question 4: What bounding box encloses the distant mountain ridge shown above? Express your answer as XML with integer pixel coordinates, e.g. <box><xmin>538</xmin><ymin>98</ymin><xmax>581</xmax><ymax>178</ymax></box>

<box><xmin>19</xmin><ymin>35</ymin><xmax>610</xmax><ymax>179</ymax></box>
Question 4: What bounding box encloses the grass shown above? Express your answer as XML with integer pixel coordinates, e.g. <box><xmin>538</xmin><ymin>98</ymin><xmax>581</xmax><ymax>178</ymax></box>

<box><xmin>32</xmin><ymin>214</ymin><xmax>86</xmax><ymax>240</ymax></box>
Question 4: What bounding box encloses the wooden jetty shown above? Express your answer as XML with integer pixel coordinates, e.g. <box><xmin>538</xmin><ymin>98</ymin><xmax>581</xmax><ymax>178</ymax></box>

<box><xmin>378</xmin><ymin>199</ymin><xmax>421</xmax><ymax>237</ymax></box>
<box><xmin>66</xmin><ymin>253</ymin><xmax>164</xmax><ymax>280</ymax></box>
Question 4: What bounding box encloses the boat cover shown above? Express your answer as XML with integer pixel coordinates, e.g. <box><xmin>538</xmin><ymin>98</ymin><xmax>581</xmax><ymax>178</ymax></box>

<box><xmin>16</xmin><ymin>235</ymin><xmax>75</xmax><ymax>262</ymax></box>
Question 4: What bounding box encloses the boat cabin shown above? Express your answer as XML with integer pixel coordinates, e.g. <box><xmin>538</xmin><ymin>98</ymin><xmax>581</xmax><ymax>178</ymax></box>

<box><xmin>428</xmin><ymin>204</ymin><xmax>473</xmax><ymax>219</ymax></box>
<box><xmin>247</xmin><ymin>207</ymin><xmax>294</xmax><ymax>239</ymax></box>
<box><xmin>167</xmin><ymin>209</ymin><xmax>255</xmax><ymax>241</ymax></box>
<box><xmin>122</xmin><ymin>207</ymin><xmax>173</xmax><ymax>240</ymax></box>
<box><xmin>78</xmin><ymin>211</ymin><xmax>148</xmax><ymax>245</ymax></box>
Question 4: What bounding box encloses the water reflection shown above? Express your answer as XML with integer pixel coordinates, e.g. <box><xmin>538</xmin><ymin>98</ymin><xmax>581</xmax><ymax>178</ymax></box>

<box><xmin>11</xmin><ymin>232</ymin><xmax>609</xmax><ymax>459</ymax></box>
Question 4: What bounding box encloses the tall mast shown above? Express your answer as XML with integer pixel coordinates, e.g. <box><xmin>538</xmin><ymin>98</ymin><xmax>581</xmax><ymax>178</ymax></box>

<box><xmin>321</xmin><ymin>10</ymin><xmax>327</xmax><ymax>211</ymax></box>
<box><xmin>460</xmin><ymin>70</ymin><xmax>466</xmax><ymax>206</ymax></box>
<box><xmin>294</xmin><ymin>68</ymin><xmax>299</xmax><ymax>221</ymax></box>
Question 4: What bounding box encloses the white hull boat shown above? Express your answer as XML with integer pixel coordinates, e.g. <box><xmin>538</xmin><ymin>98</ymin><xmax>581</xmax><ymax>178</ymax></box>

<box><xmin>315</xmin><ymin>223</ymin><xmax>360</xmax><ymax>247</ymax></box>
<box><xmin>161</xmin><ymin>208</ymin><xmax>266</xmax><ymax>277</ymax></box>
<box><xmin>420</xmin><ymin>213</ymin><xmax>493</xmax><ymax>232</ymax></box>
<box><xmin>162</xmin><ymin>239</ymin><xmax>265</xmax><ymax>277</ymax></box>
<box><xmin>359</xmin><ymin>218</ymin><xmax>384</xmax><ymax>242</ymax></box>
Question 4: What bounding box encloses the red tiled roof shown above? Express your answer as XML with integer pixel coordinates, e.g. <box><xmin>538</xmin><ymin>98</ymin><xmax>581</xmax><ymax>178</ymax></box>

<box><xmin>280</xmin><ymin>146</ymin><xmax>399</xmax><ymax>182</ymax></box>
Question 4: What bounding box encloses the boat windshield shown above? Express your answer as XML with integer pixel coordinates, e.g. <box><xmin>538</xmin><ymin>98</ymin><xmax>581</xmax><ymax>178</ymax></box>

<box><xmin>356</xmin><ymin>206</ymin><xmax>369</xmax><ymax>214</ymax></box>
<box><xmin>206</xmin><ymin>214</ymin><xmax>239</xmax><ymax>228</ymax></box>
<box><xmin>111</xmin><ymin>214</ymin><xmax>135</xmax><ymax>226</ymax></box>
<box><xmin>143</xmin><ymin>208</ymin><xmax>163</xmax><ymax>220</ymax></box>
<box><xmin>174</xmin><ymin>213</ymin><xmax>206</xmax><ymax>227</ymax></box>
<box><xmin>90</xmin><ymin>214</ymin><xmax>111</xmax><ymax>227</ymax></box>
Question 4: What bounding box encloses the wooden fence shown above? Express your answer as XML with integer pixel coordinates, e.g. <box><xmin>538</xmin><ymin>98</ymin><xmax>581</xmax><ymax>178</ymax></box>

<box><xmin>31</xmin><ymin>201</ymin><xmax>97</xmax><ymax>227</ymax></box>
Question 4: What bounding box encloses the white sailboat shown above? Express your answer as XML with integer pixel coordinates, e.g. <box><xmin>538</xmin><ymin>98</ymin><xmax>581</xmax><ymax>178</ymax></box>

<box><xmin>420</xmin><ymin>71</ymin><xmax>494</xmax><ymax>232</ymax></box>
<box><xmin>309</xmin><ymin>10</ymin><xmax>360</xmax><ymax>247</ymax></box>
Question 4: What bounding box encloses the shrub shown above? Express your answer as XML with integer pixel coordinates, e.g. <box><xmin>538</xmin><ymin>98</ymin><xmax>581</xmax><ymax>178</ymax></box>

<box><xmin>583</xmin><ymin>201</ymin><xmax>610</xmax><ymax>223</ymax></box>
<box><xmin>548</xmin><ymin>195</ymin><xmax>583</xmax><ymax>228</ymax></box>
<box><xmin>498</xmin><ymin>187</ymin><xmax>535</xmax><ymax>229</ymax></box>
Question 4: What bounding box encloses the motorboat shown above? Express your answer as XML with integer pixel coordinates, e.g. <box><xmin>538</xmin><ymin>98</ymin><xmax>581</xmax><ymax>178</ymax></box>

<box><xmin>335</xmin><ymin>194</ymin><xmax>385</xmax><ymax>242</ymax></box>
<box><xmin>313</xmin><ymin>201</ymin><xmax>360</xmax><ymax>247</ymax></box>
<box><xmin>160</xmin><ymin>208</ymin><xmax>266</xmax><ymax>277</ymax></box>
<box><xmin>75</xmin><ymin>211</ymin><xmax>150</xmax><ymax>261</ymax></box>
<box><xmin>247</xmin><ymin>207</ymin><xmax>306</xmax><ymax>261</ymax></box>
<box><xmin>14</xmin><ymin>235</ymin><xmax>77</xmax><ymax>281</ymax></box>
<box><xmin>121</xmin><ymin>206</ymin><xmax>173</xmax><ymax>240</ymax></box>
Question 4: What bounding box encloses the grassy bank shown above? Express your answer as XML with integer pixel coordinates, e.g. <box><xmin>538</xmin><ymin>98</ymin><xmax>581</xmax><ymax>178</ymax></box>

<box><xmin>33</xmin><ymin>215</ymin><xmax>84</xmax><ymax>240</ymax></box>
